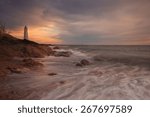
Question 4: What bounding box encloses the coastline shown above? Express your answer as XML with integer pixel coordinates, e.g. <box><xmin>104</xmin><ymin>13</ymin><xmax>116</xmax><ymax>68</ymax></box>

<box><xmin>0</xmin><ymin>34</ymin><xmax>74</xmax><ymax>99</ymax></box>
<box><xmin>1</xmin><ymin>34</ymin><xmax>150</xmax><ymax>100</ymax></box>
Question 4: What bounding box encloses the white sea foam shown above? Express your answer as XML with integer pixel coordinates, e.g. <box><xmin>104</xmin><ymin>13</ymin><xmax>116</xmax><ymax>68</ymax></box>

<box><xmin>6</xmin><ymin>45</ymin><xmax>150</xmax><ymax>99</ymax></box>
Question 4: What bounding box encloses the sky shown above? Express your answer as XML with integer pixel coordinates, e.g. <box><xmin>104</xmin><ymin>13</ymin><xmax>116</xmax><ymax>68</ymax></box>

<box><xmin>0</xmin><ymin>0</ymin><xmax>150</xmax><ymax>45</ymax></box>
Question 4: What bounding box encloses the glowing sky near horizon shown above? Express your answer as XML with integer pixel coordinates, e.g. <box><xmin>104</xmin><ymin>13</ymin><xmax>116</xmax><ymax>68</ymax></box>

<box><xmin>0</xmin><ymin>0</ymin><xmax>150</xmax><ymax>45</ymax></box>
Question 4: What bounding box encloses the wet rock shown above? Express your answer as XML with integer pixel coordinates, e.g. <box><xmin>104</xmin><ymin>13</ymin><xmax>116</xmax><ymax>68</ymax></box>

<box><xmin>53</xmin><ymin>46</ymin><xmax>60</xmax><ymax>49</ymax></box>
<box><xmin>76</xmin><ymin>63</ymin><xmax>82</xmax><ymax>67</ymax></box>
<box><xmin>48</xmin><ymin>73</ymin><xmax>57</xmax><ymax>76</ymax></box>
<box><xmin>7</xmin><ymin>66</ymin><xmax>29</xmax><ymax>74</ymax></box>
<box><xmin>22</xmin><ymin>58</ymin><xmax>43</xmax><ymax>67</ymax></box>
<box><xmin>50</xmin><ymin>51</ymin><xmax>56</xmax><ymax>56</ymax></box>
<box><xmin>53</xmin><ymin>51</ymin><xmax>72</xmax><ymax>57</ymax></box>
<box><xmin>80</xmin><ymin>59</ymin><xmax>90</xmax><ymax>65</ymax></box>
<box><xmin>7</xmin><ymin>67</ymin><xmax>22</xmax><ymax>73</ymax></box>
<box><xmin>76</xmin><ymin>59</ymin><xmax>90</xmax><ymax>67</ymax></box>
<box><xmin>59</xmin><ymin>81</ymin><xmax>65</xmax><ymax>84</ymax></box>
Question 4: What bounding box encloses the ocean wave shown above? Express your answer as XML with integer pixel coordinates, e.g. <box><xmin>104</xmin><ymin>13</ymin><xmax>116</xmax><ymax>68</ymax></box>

<box><xmin>4</xmin><ymin>45</ymin><xmax>150</xmax><ymax>99</ymax></box>
<box><xmin>93</xmin><ymin>54</ymin><xmax>150</xmax><ymax>68</ymax></box>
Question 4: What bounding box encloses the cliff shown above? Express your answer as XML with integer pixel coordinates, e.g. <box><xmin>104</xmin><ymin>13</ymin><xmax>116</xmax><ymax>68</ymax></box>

<box><xmin>0</xmin><ymin>34</ymin><xmax>52</xmax><ymax>76</ymax></box>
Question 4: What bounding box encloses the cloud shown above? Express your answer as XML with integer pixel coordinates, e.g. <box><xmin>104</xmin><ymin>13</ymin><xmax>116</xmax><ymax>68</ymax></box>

<box><xmin>0</xmin><ymin>0</ymin><xmax>150</xmax><ymax>44</ymax></box>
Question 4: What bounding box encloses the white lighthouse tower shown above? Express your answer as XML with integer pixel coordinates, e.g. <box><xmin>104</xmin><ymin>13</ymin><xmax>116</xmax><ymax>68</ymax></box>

<box><xmin>24</xmin><ymin>25</ymin><xmax>28</xmax><ymax>40</ymax></box>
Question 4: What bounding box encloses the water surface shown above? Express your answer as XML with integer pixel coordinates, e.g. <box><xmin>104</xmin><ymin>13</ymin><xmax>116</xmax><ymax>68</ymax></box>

<box><xmin>4</xmin><ymin>45</ymin><xmax>150</xmax><ymax>99</ymax></box>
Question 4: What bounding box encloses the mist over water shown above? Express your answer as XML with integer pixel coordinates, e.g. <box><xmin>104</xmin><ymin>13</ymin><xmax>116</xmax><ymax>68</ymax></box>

<box><xmin>6</xmin><ymin>45</ymin><xmax>150</xmax><ymax>99</ymax></box>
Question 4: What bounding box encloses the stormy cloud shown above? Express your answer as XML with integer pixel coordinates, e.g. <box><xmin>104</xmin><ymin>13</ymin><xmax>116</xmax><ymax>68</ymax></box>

<box><xmin>0</xmin><ymin>0</ymin><xmax>150</xmax><ymax>44</ymax></box>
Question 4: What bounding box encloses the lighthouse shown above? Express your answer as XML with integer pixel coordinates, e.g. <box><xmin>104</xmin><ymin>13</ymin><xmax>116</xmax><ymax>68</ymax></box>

<box><xmin>24</xmin><ymin>25</ymin><xmax>28</xmax><ymax>40</ymax></box>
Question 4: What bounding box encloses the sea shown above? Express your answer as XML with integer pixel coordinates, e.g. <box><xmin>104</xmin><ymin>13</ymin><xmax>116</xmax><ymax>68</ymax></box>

<box><xmin>6</xmin><ymin>45</ymin><xmax>150</xmax><ymax>99</ymax></box>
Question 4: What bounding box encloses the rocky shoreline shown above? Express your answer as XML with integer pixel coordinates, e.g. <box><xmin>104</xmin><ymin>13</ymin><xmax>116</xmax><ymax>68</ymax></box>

<box><xmin>0</xmin><ymin>34</ymin><xmax>73</xmax><ymax>77</ymax></box>
<box><xmin>0</xmin><ymin>34</ymin><xmax>91</xmax><ymax>99</ymax></box>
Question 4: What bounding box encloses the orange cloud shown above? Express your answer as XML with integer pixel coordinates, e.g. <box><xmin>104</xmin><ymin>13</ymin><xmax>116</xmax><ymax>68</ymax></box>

<box><xmin>10</xmin><ymin>24</ymin><xmax>62</xmax><ymax>44</ymax></box>
<box><xmin>126</xmin><ymin>38</ymin><xmax>150</xmax><ymax>45</ymax></box>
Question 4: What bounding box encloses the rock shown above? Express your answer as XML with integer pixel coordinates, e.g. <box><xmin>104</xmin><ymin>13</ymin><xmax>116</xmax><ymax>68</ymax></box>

<box><xmin>76</xmin><ymin>59</ymin><xmax>90</xmax><ymax>67</ymax></box>
<box><xmin>76</xmin><ymin>63</ymin><xmax>82</xmax><ymax>67</ymax></box>
<box><xmin>80</xmin><ymin>59</ymin><xmax>90</xmax><ymax>65</ymax></box>
<box><xmin>22</xmin><ymin>58</ymin><xmax>33</xmax><ymax>63</ymax></box>
<box><xmin>22</xmin><ymin>58</ymin><xmax>43</xmax><ymax>67</ymax></box>
<box><xmin>7</xmin><ymin>66</ymin><xmax>29</xmax><ymax>74</ymax></box>
<box><xmin>48</xmin><ymin>73</ymin><xmax>57</xmax><ymax>76</ymax></box>
<box><xmin>50</xmin><ymin>51</ymin><xmax>56</xmax><ymax>56</ymax></box>
<box><xmin>59</xmin><ymin>81</ymin><xmax>65</xmax><ymax>84</ymax></box>
<box><xmin>53</xmin><ymin>51</ymin><xmax>72</xmax><ymax>57</ymax></box>
<box><xmin>7</xmin><ymin>67</ymin><xmax>22</xmax><ymax>73</ymax></box>
<box><xmin>53</xmin><ymin>46</ymin><xmax>60</xmax><ymax>49</ymax></box>
<box><xmin>0</xmin><ymin>34</ymin><xmax>53</xmax><ymax>77</ymax></box>
<box><xmin>20</xmin><ymin>45</ymin><xmax>53</xmax><ymax>58</ymax></box>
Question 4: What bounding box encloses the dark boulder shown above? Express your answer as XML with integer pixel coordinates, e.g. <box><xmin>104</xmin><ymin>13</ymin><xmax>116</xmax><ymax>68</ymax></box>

<box><xmin>48</xmin><ymin>73</ymin><xmax>57</xmax><ymax>76</ymax></box>
<box><xmin>59</xmin><ymin>81</ymin><xmax>65</xmax><ymax>84</ymax></box>
<box><xmin>80</xmin><ymin>59</ymin><xmax>90</xmax><ymax>65</ymax></box>
<box><xmin>7</xmin><ymin>67</ymin><xmax>22</xmax><ymax>74</ymax></box>
<box><xmin>76</xmin><ymin>59</ymin><xmax>90</xmax><ymax>67</ymax></box>
<box><xmin>76</xmin><ymin>63</ymin><xmax>83</xmax><ymax>67</ymax></box>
